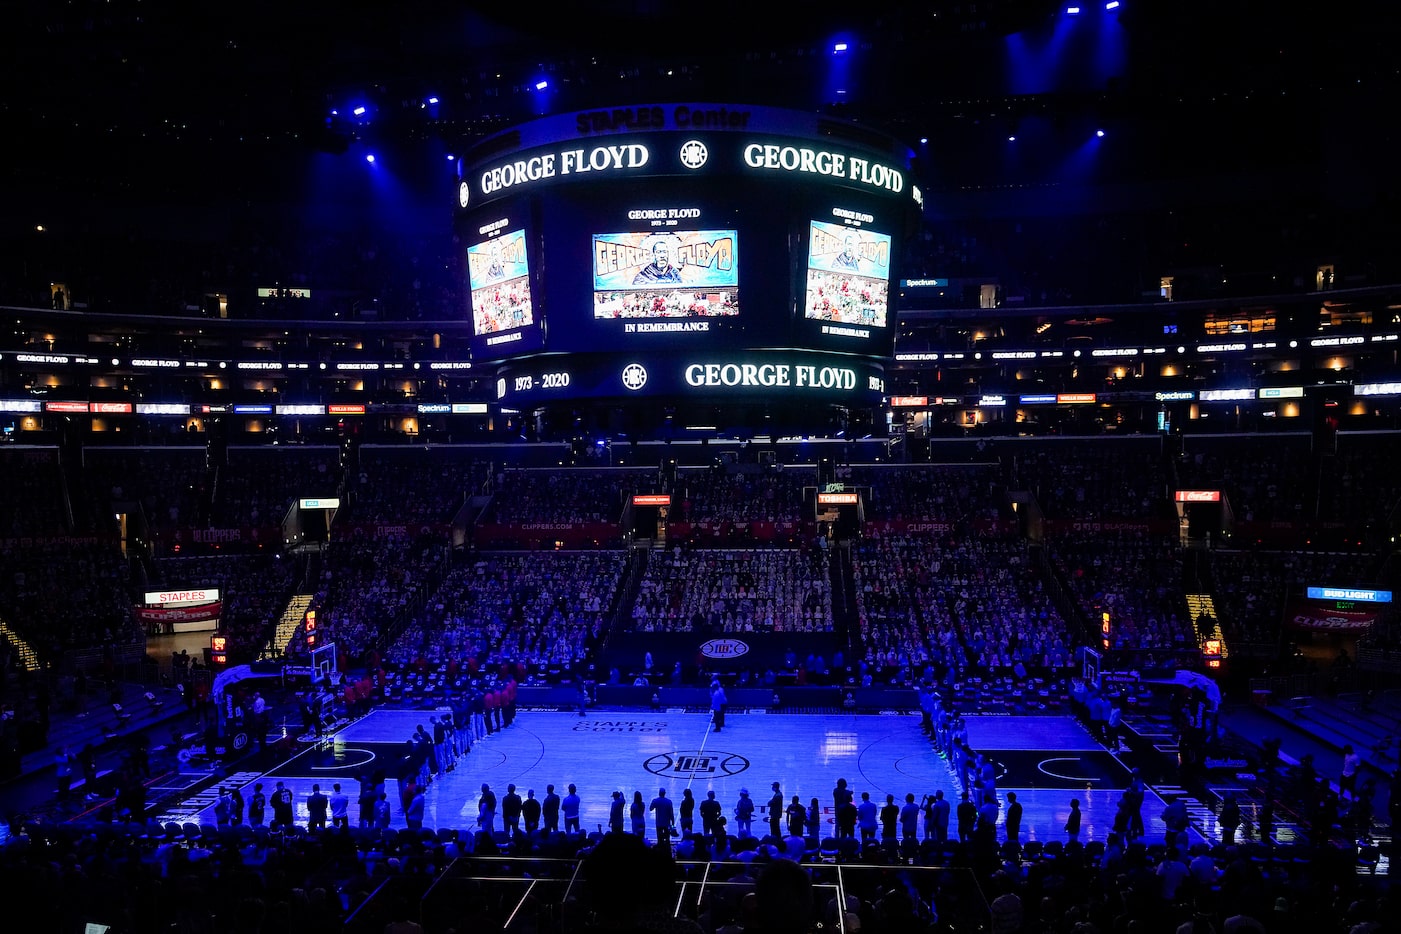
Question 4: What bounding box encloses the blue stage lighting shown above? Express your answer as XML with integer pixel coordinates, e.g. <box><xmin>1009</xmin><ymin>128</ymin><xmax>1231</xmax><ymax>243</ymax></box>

<box><xmin>1105</xmin><ymin>1</ymin><xmax>1120</xmax><ymax>8</ymax></box>
<box><xmin>446</xmin><ymin>154</ymin><xmax>456</xmax><ymax>161</ymax></box>
<box><xmin>1096</xmin><ymin>129</ymin><xmax>1105</xmax><ymax>137</ymax></box>
<box><xmin>1066</xmin><ymin>5</ymin><xmax>1081</xmax><ymax>13</ymax></box>
<box><xmin>535</xmin><ymin>80</ymin><xmax>548</xmax><ymax>90</ymax></box>
<box><xmin>427</xmin><ymin>96</ymin><xmax>439</xmax><ymax>104</ymax></box>
<box><xmin>1008</xmin><ymin>135</ymin><xmax>1016</xmax><ymax>142</ymax></box>
<box><xmin>353</xmin><ymin>106</ymin><xmax>366</xmax><ymax>116</ymax></box>
<box><xmin>365</xmin><ymin>154</ymin><xmax>376</xmax><ymax>164</ymax></box>
<box><xmin>833</xmin><ymin>42</ymin><xmax>848</xmax><ymax>52</ymax></box>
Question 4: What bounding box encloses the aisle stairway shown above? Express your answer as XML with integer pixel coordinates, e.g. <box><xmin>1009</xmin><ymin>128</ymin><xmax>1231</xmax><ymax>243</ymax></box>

<box><xmin>0</xmin><ymin>614</ymin><xmax>40</xmax><ymax>671</ymax></box>
<box><xmin>1185</xmin><ymin>592</ymin><xmax>1225</xmax><ymax>660</ymax></box>
<box><xmin>270</xmin><ymin>593</ymin><xmax>315</xmax><ymax>657</ymax></box>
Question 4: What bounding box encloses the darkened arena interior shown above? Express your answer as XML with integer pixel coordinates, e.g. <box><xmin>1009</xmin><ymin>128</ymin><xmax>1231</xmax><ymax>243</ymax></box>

<box><xmin>0</xmin><ymin>2</ymin><xmax>1399</xmax><ymax>932</ymax></box>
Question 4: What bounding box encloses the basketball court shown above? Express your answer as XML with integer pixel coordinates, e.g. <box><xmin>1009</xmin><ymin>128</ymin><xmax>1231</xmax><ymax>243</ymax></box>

<box><xmin>154</xmin><ymin>708</ymin><xmax>1211</xmax><ymax>847</ymax></box>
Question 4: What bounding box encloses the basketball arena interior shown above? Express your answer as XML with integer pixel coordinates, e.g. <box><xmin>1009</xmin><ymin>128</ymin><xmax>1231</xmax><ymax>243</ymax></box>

<box><xmin>0</xmin><ymin>2</ymin><xmax>1398</xmax><ymax>932</ymax></box>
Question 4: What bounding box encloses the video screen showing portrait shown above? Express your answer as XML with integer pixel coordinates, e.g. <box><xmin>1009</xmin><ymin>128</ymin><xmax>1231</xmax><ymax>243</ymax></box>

<box><xmin>591</xmin><ymin>229</ymin><xmax>739</xmax><ymax>319</ymax></box>
<box><xmin>467</xmin><ymin>229</ymin><xmax>534</xmax><ymax>337</ymax></box>
<box><xmin>802</xmin><ymin>220</ymin><xmax>892</xmax><ymax>328</ymax></box>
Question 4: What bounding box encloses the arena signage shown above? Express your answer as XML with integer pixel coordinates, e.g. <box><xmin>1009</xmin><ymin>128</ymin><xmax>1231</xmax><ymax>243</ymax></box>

<box><xmin>740</xmin><ymin>143</ymin><xmax>904</xmax><ymax>192</ymax></box>
<box><xmin>683</xmin><ymin>361</ymin><xmax>856</xmax><ymax>390</ymax></box>
<box><xmin>300</xmin><ymin>498</ymin><xmax>341</xmax><ymax>510</ymax></box>
<box><xmin>699</xmin><ymin>638</ymin><xmax>750</xmax><ymax>659</ymax></box>
<box><xmin>145</xmin><ymin>588</ymin><xmax>220</xmax><ymax>606</ymax></box>
<box><xmin>574</xmin><ymin>105</ymin><xmax>753</xmax><ymax>135</ymax></box>
<box><xmin>479</xmin><ymin>143</ymin><xmax>651</xmax><ymax>195</ymax></box>
<box><xmin>817</xmin><ymin>492</ymin><xmax>859</xmax><ymax>505</ymax></box>
<box><xmin>462</xmin><ymin>134</ymin><xmax>911</xmax><ymax>206</ymax></box>
<box><xmin>1306</xmin><ymin>587</ymin><xmax>1392</xmax><ymax>603</ymax></box>
<box><xmin>496</xmin><ymin>353</ymin><xmax>884</xmax><ymax>404</ymax></box>
<box><xmin>632</xmin><ymin>495</ymin><xmax>672</xmax><ymax>506</ymax></box>
<box><xmin>1174</xmin><ymin>490</ymin><xmax>1222</xmax><ymax>503</ymax></box>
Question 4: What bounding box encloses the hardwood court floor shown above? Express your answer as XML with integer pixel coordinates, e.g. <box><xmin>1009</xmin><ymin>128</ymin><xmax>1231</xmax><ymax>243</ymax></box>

<box><xmin>160</xmin><ymin>708</ymin><xmax>1208</xmax><ymax>847</ymax></box>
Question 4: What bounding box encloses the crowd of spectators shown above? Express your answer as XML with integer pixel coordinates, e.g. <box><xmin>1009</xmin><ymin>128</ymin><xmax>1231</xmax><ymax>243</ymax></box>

<box><xmin>1176</xmin><ymin>437</ymin><xmax>1312</xmax><ymax>524</ymax></box>
<box><xmin>146</xmin><ymin>554</ymin><xmax>301</xmax><ymax>648</ymax></box>
<box><xmin>351</xmin><ymin>447</ymin><xmax>490</xmax><ymax>523</ymax></box>
<box><xmin>1016</xmin><ymin>444</ymin><xmax>1171</xmax><ymax>520</ymax></box>
<box><xmin>1211</xmin><ymin>550</ymin><xmax>1380</xmax><ymax>649</ymax></box>
<box><xmin>1</xmin><ymin>754</ymin><xmax>1392</xmax><ymax>934</ymax></box>
<box><xmin>0</xmin><ymin>448</ymin><xmax>70</xmax><ymax>538</ymax></box>
<box><xmin>672</xmin><ymin>466</ymin><xmax>811</xmax><ymax>524</ymax></box>
<box><xmin>0</xmin><ymin>542</ymin><xmax>137</xmax><ymax>657</ymax></box>
<box><xmin>85</xmin><ymin>447</ymin><xmax>209</xmax><ymax>532</ymax></box>
<box><xmin>211</xmin><ymin>447</ymin><xmax>341</xmax><ymax>527</ymax></box>
<box><xmin>1322</xmin><ymin>434</ymin><xmax>1401</xmax><ymax>529</ymax></box>
<box><xmin>1047</xmin><ymin>532</ymin><xmax>1193</xmax><ymax>653</ymax></box>
<box><xmin>489</xmin><ymin>468</ymin><xmax>655</xmax><ymax>525</ymax></box>
<box><xmin>940</xmin><ymin>536</ymin><xmax>1076</xmax><ymax>679</ymax></box>
<box><xmin>317</xmin><ymin>539</ymin><xmax>449</xmax><ymax>660</ymax></box>
<box><xmin>387</xmin><ymin>550</ymin><xmax>626</xmax><ymax>673</ymax></box>
<box><xmin>631</xmin><ymin>547</ymin><xmax>833</xmax><ymax>633</ymax></box>
<box><xmin>841</xmin><ymin>463</ymin><xmax>1003</xmax><ymax>522</ymax></box>
<box><xmin>852</xmin><ymin>534</ymin><xmax>963</xmax><ymax>685</ymax></box>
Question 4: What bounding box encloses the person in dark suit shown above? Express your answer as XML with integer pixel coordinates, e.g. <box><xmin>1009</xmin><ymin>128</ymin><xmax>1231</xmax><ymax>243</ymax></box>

<box><xmin>307</xmin><ymin>784</ymin><xmax>329</xmax><ymax>831</ymax></box>
<box><xmin>502</xmin><ymin>784</ymin><xmax>523</xmax><ymax>837</ymax></box>
<box><xmin>957</xmin><ymin>792</ymin><xmax>977</xmax><ymax>842</ymax></box>
<box><xmin>1005</xmin><ymin>791</ymin><xmax>1023</xmax><ymax>845</ymax></box>
<box><xmin>699</xmin><ymin>790</ymin><xmax>722</xmax><ymax>837</ymax></box>
<box><xmin>650</xmin><ymin>788</ymin><xmax>675</xmax><ymax>845</ymax></box>
<box><xmin>543</xmin><ymin>784</ymin><xmax>561</xmax><ymax>833</ymax></box>
<box><xmin>522</xmin><ymin>789</ymin><xmax>542</xmax><ymax>834</ymax></box>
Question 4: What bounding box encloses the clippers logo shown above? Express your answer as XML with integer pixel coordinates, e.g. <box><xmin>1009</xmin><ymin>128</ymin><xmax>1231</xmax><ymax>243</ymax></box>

<box><xmin>621</xmin><ymin>363</ymin><xmax>648</xmax><ymax>391</ymax></box>
<box><xmin>644</xmin><ymin>750</ymin><xmax>750</xmax><ymax>778</ymax></box>
<box><xmin>700</xmin><ymin>638</ymin><xmax>750</xmax><ymax>659</ymax></box>
<box><xmin>679</xmin><ymin>139</ymin><xmax>708</xmax><ymax>169</ymax></box>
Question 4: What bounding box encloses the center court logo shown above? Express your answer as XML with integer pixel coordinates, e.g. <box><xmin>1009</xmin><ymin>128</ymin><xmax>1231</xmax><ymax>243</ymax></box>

<box><xmin>700</xmin><ymin>638</ymin><xmax>749</xmax><ymax>659</ymax></box>
<box><xmin>644</xmin><ymin>750</ymin><xmax>750</xmax><ymax>779</ymax></box>
<box><xmin>678</xmin><ymin>139</ymin><xmax>708</xmax><ymax>169</ymax></box>
<box><xmin>621</xmin><ymin>363</ymin><xmax>648</xmax><ymax>391</ymax></box>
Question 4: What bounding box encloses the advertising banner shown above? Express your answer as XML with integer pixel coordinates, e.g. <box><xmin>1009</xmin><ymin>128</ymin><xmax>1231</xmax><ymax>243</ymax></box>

<box><xmin>1287</xmin><ymin>601</ymin><xmax>1380</xmax><ymax>632</ymax></box>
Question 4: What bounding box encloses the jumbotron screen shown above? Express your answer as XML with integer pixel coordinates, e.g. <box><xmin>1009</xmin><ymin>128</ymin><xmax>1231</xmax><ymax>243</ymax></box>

<box><xmin>468</xmin><ymin>228</ymin><xmax>534</xmax><ymax>336</ymax></box>
<box><xmin>457</xmin><ymin>103</ymin><xmax>921</xmax><ymax>404</ymax></box>
<box><xmin>803</xmin><ymin>220</ymin><xmax>891</xmax><ymax>330</ymax></box>
<box><xmin>592</xmin><ymin>229</ymin><xmax>739</xmax><ymax>320</ymax></box>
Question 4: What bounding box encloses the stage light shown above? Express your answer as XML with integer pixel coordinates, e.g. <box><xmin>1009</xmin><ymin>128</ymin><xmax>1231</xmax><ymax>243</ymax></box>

<box><xmin>427</xmin><ymin>96</ymin><xmax>439</xmax><ymax>104</ymax></box>
<box><xmin>920</xmin><ymin>137</ymin><xmax>928</xmax><ymax>144</ymax></box>
<box><xmin>1008</xmin><ymin>135</ymin><xmax>1016</xmax><ymax>141</ymax></box>
<box><xmin>446</xmin><ymin>154</ymin><xmax>456</xmax><ymax>161</ymax></box>
<box><xmin>352</xmin><ymin>106</ymin><xmax>366</xmax><ymax>116</ymax></box>
<box><xmin>1067</xmin><ymin>5</ymin><xmax>1081</xmax><ymax>13</ymax></box>
<box><xmin>535</xmin><ymin>80</ymin><xmax>548</xmax><ymax>90</ymax></box>
<box><xmin>365</xmin><ymin>154</ymin><xmax>376</xmax><ymax>163</ymax></box>
<box><xmin>1096</xmin><ymin>129</ymin><xmax>1105</xmax><ymax>137</ymax></box>
<box><xmin>833</xmin><ymin>42</ymin><xmax>848</xmax><ymax>52</ymax></box>
<box><xmin>1105</xmin><ymin>1</ymin><xmax>1120</xmax><ymax>8</ymax></box>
